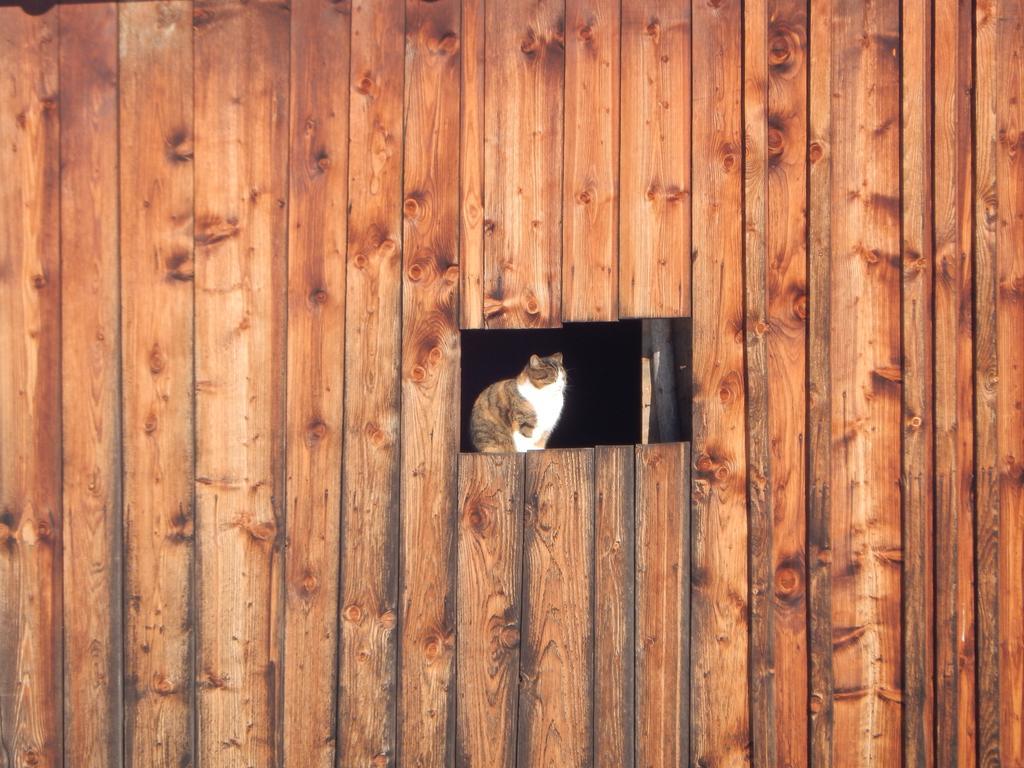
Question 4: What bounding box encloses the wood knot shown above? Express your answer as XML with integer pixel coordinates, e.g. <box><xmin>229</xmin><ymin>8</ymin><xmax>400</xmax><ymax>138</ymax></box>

<box><xmin>344</xmin><ymin>604</ymin><xmax>364</xmax><ymax>624</ymax></box>
<box><xmin>483</xmin><ymin>218</ymin><xmax>496</xmax><ymax>235</ymax></box>
<box><xmin>520</xmin><ymin>29</ymin><xmax>540</xmax><ymax>55</ymax></box>
<box><xmin>379</xmin><ymin>238</ymin><xmax>398</xmax><ymax>257</ymax></box>
<box><xmin>365</xmin><ymin>421</ymin><xmax>387</xmax><ymax>446</ymax></box>
<box><xmin>152</xmin><ymin>673</ymin><xmax>176</xmax><ymax>696</ymax></box>
<box><xmin>465</xmin><ymin>500</ymin><xmax>490</xmax><ymax>533</ymax></box>
<box><xmin>407</xmin><ymin>263</ymin><xmax>424</xmax><ymax>282</ymax></box>
<box><xmin>410</xmin><ymin>364</ymin><xmax>426</xmax><ymax>383</ymax></box>
<box><xmin>379</xmin><ymin>610</ymin><xmax>397</xmax><ymax>630</ymax></box>
<box><xmin>767</xmin><ymin>126</ymin><xmax>784</xmax><ymax>157</ymax></box>
<box><xmin>575</xmin><ymin>188</ymin><xmax>593</xmax><ymax>205</ymax></box>
<box><xmin>144</xmin><ymin>413</ymin><xmax>158</xmax><ymax>434</ymax></box>
<box><xmin>443</xmin><ymin>264</ymin><xmax>459</xmax><ymax>283</ymax></box>
<box><xmin>166</xmin><ymin>129</ymin><xmax>194</xmax><ymax>164</ymax></box>
<box><xmin>309</xmin><ymin>288</ymin><xmax>328</xmax><ymax>306</ymax></box>
<box><xmin>808</xmin><ymin>141</ymin><xmax>824</xmax><ymax>163</ymax></box>
<box><xmin>403</xmin><ymin>196</ymin><xmax>421</xmax><ymax>219</ymax></box>
<box><xmin>665</xmin><ymin>186</ymin><xmax>686</xmax><ymax>203</ymax></box>
<box><xmin>31</xmin><ymin>273</ymin><xmax>47</xmax><ymax>290</ymax></box>
<box><xmin>192</xmin><ymin>7</ymin><xmax>214</xmax><ymax>27</ymax></box>
<box><xmin>165</xmin><ymin>251</ymin><xmax>194</xmax><ymax>282</ymax></box>
<box><xmin>721</xmin><ymin>143</ymin><xmax>738</xmax><ymax>172</ymax></box>
<box><xmin>577</xmin><ymin>24</ymin><xmax>593</xmax><ymax>42</ymax></box>
<box><xmin>353</xmin><ymin>252</ymin><xmax>368</xmax><ymax>269</ymax></box>
<box><xmin>768</xmin><ymin>30</ymin><xmax>793</xmax><ymax>67</ymax></box>
<box><xmin>793</xmin><ymin>291</ymin><xmax>808</xmax><ymax>320</ymax></box>
<box><xmin>300</xmin><ymin>571</ymin><xmax>319</xmax><ymax>597</ymax></box>
<box><xmin>907</xmin><ymin>415</ymin><xmax>922</xmax><ymax>430</ymax></box>
<box><xmin>355</xmin><ymin>74</ymin><xmax>374</xmax><ymax>95</ymax></box>
<box><xmin>306</xmin><ymin>419</ymin><xmax>327</xmax><ymax>445</ymax></box>
<box><xmin>433</xmin><ymin>31</ymin><xmax>458</xmax><ymax>55</ymax></box>
<box><xmin>774</xmin><ymin>558</ymin><xmax>805</xmax><ymax>603</ymax></box>
<box><xmin>149</xmin><ymin>344</ymin><xmax>166</xmax><ymax>374</ymax></box>
<box><xmin>315</xmin><ymin>150</ymin><xmax>330</xmax><ymax>172</ymax></box>
<box><xmin>645</xmin><ymin>20</ymin><xmax>661</xmax><ymax>41</ymax></box>
<box><xmin>524</xmin><ymin>296</ymin><xmax>540</xmax><ymax>316</ymax></box>
<box><xmin>498</xmin><ymin>625</ymin><xmax>520</xmax><ymax>649</ymax></box>
<box><xmin>428</xmin><ymin>346</ymin><xmax>442</xmax><ymax>364</ymax></box>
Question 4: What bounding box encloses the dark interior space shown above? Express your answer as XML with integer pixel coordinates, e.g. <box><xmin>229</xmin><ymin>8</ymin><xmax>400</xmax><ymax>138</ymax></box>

<box><xmin>460</xmin><ymin>321</ymin><xmax>643</xmax><ymax>451</ymax></box>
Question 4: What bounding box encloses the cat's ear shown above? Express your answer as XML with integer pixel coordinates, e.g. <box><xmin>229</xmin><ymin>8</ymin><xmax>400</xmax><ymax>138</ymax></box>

<box><xmin>550</xmin><ymin>352</ymin><xmax>563</xmax><ymax>365</ymax></box>
<box><xmin>529</xmin><ymin>354</ymin><xmax>541</xmax><ymax>368</ymax></box>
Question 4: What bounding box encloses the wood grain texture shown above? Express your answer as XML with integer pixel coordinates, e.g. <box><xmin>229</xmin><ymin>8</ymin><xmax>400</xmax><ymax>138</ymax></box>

<box><xmin>828</xmin><ymin>1</ymin><xmax>903</xmax><ymax>763</ymax></box>
<box><xmin>690</xmin><ymin>0</ymin><xmax>748</xmax><ymax>765</ymax></box>
<box><xmin>338</xmin><ymin>1</ymin><xmax>405</xmax><ymax>763</ymax></box>
<box><xmin>518</xmin><ymin>449</ymin><xmax>594</xmax><ymax>765</ymax></box>
<box><xmin>744</xmin><ymin>0</ymin><xmax>809</xmax><ymax>764</ymax></box>
<box><xmin>902</xmin><ymin>1</ymin><xmax>935</xmax><ymax>767</ymax></box>
<box><xmin>399</xmin><ymin>0</ymin><xmax>461</xmax><ymax>762</ymax></box>
<box><xmin>562</xmin><ymin>0</ymin><xmax>619</xmax><ymax>321</ymax></box>
<box><xmin>119</xmin><ymin>4</ymin><xmax>196</xmax><ymax>765</ymax></box>
<box><xmin>0</xmin><ymin>9</ymin><xmax>62</xmax><ymax>767</ymax></box>
<box><xmin>807</xmin><ymin>0</ymin><xmax>834</xmax><ymax>762</ymax></box>
<box><xmin>594</xmin><ymin>446</ymin><xmax>635</xmax><ymax>768</ymax></box>
<box><xmin>193</xmin><ymin>0</ymin><xmax>289</xmax><ymax>763</ymax></box>
<box><xmin>459</xmin><ymin>0</ymin><xmax>485</xmax><ymax>330</ymax></box>
<box><xmin>996</xmin><ymin>1</ymin><xmax>1024</xmax><ymax>764</ymax></box>
<box><xmin>282</xmin><ymin>0</ymin><xmax>349</xmax><ymax>765</ymax></box>
<box><xmin>619</xmin><ymin>0</ymin><xmax>690</xmax><ymax>318</ymax></box>
<box><xmin>635</xmin><ymin>443</ymin><xmax>688</xmax><ymax>768</ymax></box>
<box><xmin>455</xmin><ymin>453</ymin><xmax>524</xmax><ymax>768</ymax></box>
<box><xmin>59</xmin><ymin>6</ymin><xmax>122</xmax><ymax>765</ymax></box>
<box><xmin>482</xmin><ymin>0</ymin><xmax>564</xmax><ymax>328</ymax></box>
<box><xmin>974</xmin><ymin>1</ymin><xmax>1001</xmax><ymax>764</ymax></box>
<box><xmin>932</xmin><ymin>0</ymin><xmax>974</xmax><ymax>764</ymax></box>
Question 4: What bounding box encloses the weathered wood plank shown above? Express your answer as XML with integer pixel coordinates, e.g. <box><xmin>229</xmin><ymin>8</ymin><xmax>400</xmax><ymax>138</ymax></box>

<box><xmin>974</xmin><ymin>0</ymin><xmax>1001</xmax><ymax>764</ymax></box>
<box><xmin>996</xmin><ymin>1</ymin><xmax>1024</xmax><ymax>764</ymax></box>
<box><xmin>338</xmin><ymin>0</ymin><xmax>405</xmax><ymax>763</ymax></box>
<box><xmin>119</xmin><ymin>4</ymin><xmax>196</xmax><ymax>765</ymax></box>
<box><xmin>399</xmin><ymin>0</ymin><xmax>461</xmax><ymax>762</ymax></box>
<box><xmin>828</xmin><ymin>1</ymin><xmax>903</xmax><ymax>763</ymax></box>
<box><xmin>0</xmin><ymin>9</ymin><xmax>62</xmax><ymax>767</ymax></box>
<box><xmin>460</xmin><ymin>0</ymin><xmax>485</xmax><ymax>329</ymax></box>
<box><xmin>594</xmin><ymin>445</ymin><xmax>635</xmax><ymax>768</ymax></box>
<box><xmin>483</xmin><ymin>0</ymin><xmax>564</xmax><ymax>328</ymax></box>
<box><xmin>933</xmin><ymin>0</ymin><xmax>974</xmax><ymax>763</ymax></box>
<box><xmin>282</xmin><ymin>0</ymin><xmax>349</xmax><ymax>765</ymax></box>
<box><xmin>562</xmin><ymin>0</ymin><xmax>619</xmax><ymax>321</ymax></box>
<box><xmin>690</xmin><ymin>0</ymin><xmax>748</xmax><ymax>764</ymax></box>
<box><xmin>635</xmin><ymin>443</ymin><xmax>688</xmax><ymax>767</ymax></box>
<box><xmin>518</xmin><ymin>449</ymin><xmax>594</xmax><ymax>765</ymax></box>
<box><xmin>807</xmin><ymin>0</ymin><xmax>834</xmax><ymax>762</ymax></box>
<box><xmin>744</xmin><ymin>0</ymin><xmax>809</xmax><ymax>764</ymax></box>
<box><xmin>619</xmin><ymin>0</ymin><xmax>690</xmax><ymax>318</ymax></box>
<box><xmin>456</xmin><ymin>453</ymin><xmax>524</xmax><ymax>768</ymax></box>
<box><xmin>193</xmin><ymin>0</ymin><xmax>289</xmax><ymax>762</ymax></box>
<box><xmin>59</xmin><ymin>6</ymin><xmax>122</xmax><ymax>765</ymax></box>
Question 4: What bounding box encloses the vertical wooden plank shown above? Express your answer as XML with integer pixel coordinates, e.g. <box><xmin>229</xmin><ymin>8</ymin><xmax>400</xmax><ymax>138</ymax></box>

<box><xmin>482</xmin><ymin>0</ymin><xmax>564</xmax><ymax>328</ymax></box>
<box><xmin>518</xmin><ymin>449</ymin><xmax>594</xmax><ymax>765</ymax></box>
<box><xmin>828</xmin><ymin>1</ymin><xmax>903</xmax><ymax>764</ymax></box>
<box><xmin>744</xmin><ymin>0</ymin><xmax>809</xmax><ymax>764</ymax></box>
<box><xmin>933</xmin><ymin>0</ymin><xmax>974</xmax><ymax>764</ymax></box>
<box><xmin>460</xmin><ymin>0</ymin><xmax>484</xmax><ymax>329</ymax></box>
<box><xmin>619</xmin><ymin>0</ymin><xmax>690</xmax><ymax>319</ymax></box>
<box><xmin>59</xmin><ymin>6</ymin><xmax>122</xmax><ymax>765</ymax></box>
<box><xmin>0</xmin><ymin>9</ymin><xmax>62</xmax><ymax>767</ymax></box>
<box><xmin>635</xmin><ymin>443</ymin><xmax>688</xmax><ymax>768</ymax></box>
<box><xmin>807</xmin><ymin>0</ymin><xmax>834</xmax><ymax>762</ymax></box>
<box><xmin>594</xmin><ymin>445</ymin><xmax>635</xmax><ymax>768</ymax></box>
<box><xmin>995</xmin><ymin>1</ymin><xmax>1024</xmax><ymax>764</ymax></box>
<box><xmin>690</xmin><ymin>0</ymin><xmax>748</xmax><ymax>764</ymax></box>
<box><xmin>338</xmin><ymin>1</ymin><xmax>405</xmax><ymax>763</ymax></box>
<box><xmin>282</xmin><ymin>0</ymin><xmax>349</xmax><ymax>765</ymax></box>
<box><xmin>399</xmin><ymin>0</ymin><xmax>461</xmax><ymax>763</ymax></box>
<box><xmin>193</xmin><ymin>0</ymin><xmax>289</xmax><ymax>762</ymax></box>
<box><xmin>562</xmin><ymin>0</ymin><xmax>619</xmax><ymax>321</ymax></box>
<box><xmin>456</xmin><ymin>453</ymin><xmax>524</xmax><ymax>768</ymax></box>
<box><xmin>901</xmin><ymin>0</ymin><xmax>935</xmax><ymax>765</ymax></box>
<box><xmin>119</xmin><ymin>3</ymin><xmax>196</xmax><ymax>765</ymax></box>
<box><xmin>974</xmin><ymin>0</ymin><xmax>1001</xmax><ymax>764</ymax></box>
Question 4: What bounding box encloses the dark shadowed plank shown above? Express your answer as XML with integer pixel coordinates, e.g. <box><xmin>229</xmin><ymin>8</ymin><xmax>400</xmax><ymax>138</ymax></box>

<box><xmin>807</xmin><ymin>0</ymin><xmax>834</xmax><ymax>762</ymax></box>
<box><xmin>518</xmin><ymin>449</ymin><xmax>594</xmax><ymax>765</ymax></box>
<box><xmin>619</xmin><ymin>0</ymin><xmax>690</xmax><ymax>318</ymax></box>
<box><xmin>974</xmin><ymin>1</ymin><xmax>1001</xmax><ymax>764</ymax></box>
<box><xmin>635</xmin><ymin>443</ymin><xmax>688</xmax><ymax>767</ymax></box>
<box><xmin>0</xmin><ymin>9</ymin><xmax>62</xmax><ymax>767</ymax></box>
<box><xmin>933</xmin><ymin>0</ymin><xmax>975</xmax><ymax>763</ymax></box>
<box><xmin>482</xmin><ymin>0</ymin><xmax>564</xmax><ymax>328</ymax></box>
<box><xmin>690</xmin><ymin>0</ymin><xmax>748</xmax><ymax>765</ymax></box>
<box><xmin>456</xmin><ymin>453</ymin><xmax>524</xmax><ymax>768</ymax></box>
<box><xmin>995</xmin><ymin>0</ymin><xmax>1024</xmax><ymax>763</ymax></box>
<box><xmin>828</xmin><ymin>1</ymin><xmax>903</xmax><ymax>763</ymax></box>
<box><xmin>193</xmin><ymin>0</ymin><xmax>289</xmax><ymax>762</ymax></box>
<box><xmin>399</xmin><ymin>0</ymin><xmax>461</xmax><ymax>762</ymax></box>
<box><xmin>119</xmin><ymin>3</ymin><xmax>196</xmax><ymax>765</ymax></box>
<box><xmin>59</xmin><ymin>6</ymin><xmax>122</xmax><ymax>765</ymax></box>
<box><xmin>562</xmin><ymin>0</ymin><xmax>619</xmax><ymax>321</ymax></box>
<box><xmin>338</xmin><ymin>1</ymin><xmax>405</xmax><ymax>763</ymax></box>
<box><xmin>594</xmin><ymin>446</ymin><xmax>635</xmax><ymax>767</ymax></box>
<box><xmin>901</xmin><ymin>0</ymin><xmax>935</xmax><ymax>766</ymax></box>
<box><xmin>460</xmin><ymin>0</ymin><xmax>485</xmax><ymax>329</ymax></box>
<box><xmin>282</xmin><ymin>0</ymin><xmax>349</xmax><ymax>765</ymax></box>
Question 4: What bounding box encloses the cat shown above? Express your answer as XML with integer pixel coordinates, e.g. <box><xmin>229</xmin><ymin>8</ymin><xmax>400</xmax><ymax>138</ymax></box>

<box><xmin>470</xmin><ymin>353</ymin><xmax>567</xmax><ymax>453</ymax></box>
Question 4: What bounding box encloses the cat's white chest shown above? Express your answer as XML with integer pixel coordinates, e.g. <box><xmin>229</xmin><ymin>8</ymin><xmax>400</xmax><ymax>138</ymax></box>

<box><xmin>513</xmin><ymin>375</ymin><xmax>565</xmax><ymax>452</ymax></box>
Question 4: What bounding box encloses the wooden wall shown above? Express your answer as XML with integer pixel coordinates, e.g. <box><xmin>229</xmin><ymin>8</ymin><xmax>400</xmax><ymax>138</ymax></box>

<box><xmin>0</xmin><ymin>0</ymin><xmax>1022</xmax><ymax>766</ymax></box>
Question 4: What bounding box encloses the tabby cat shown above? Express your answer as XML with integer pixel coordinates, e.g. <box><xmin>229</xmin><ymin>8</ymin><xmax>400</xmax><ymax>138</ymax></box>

<box><xmin>470</xmin><ymin>353</ymin><xmax>566</xmax><ymax>453</ymax></box>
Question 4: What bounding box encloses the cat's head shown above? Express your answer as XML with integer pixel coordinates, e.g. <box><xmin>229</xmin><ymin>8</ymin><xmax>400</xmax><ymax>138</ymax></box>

<box><xmin>522</xmin><ymin>353</ymin><xmax>565</xmax><ymax>389</ymax></box>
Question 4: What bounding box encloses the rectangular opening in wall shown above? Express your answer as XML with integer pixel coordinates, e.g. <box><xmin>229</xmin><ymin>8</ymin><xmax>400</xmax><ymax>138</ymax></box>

<box><xmin>460</xmin><ymin>319</ymin><xmax>692</xmax><ymax>452</ymax></box>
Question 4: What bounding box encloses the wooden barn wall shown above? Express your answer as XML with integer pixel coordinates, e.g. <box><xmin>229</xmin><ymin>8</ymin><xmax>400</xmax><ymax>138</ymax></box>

<box><xmin>0</xmin><ymin>0</ymin><xmax>1022</xmax><ymax>766</ymax></box>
